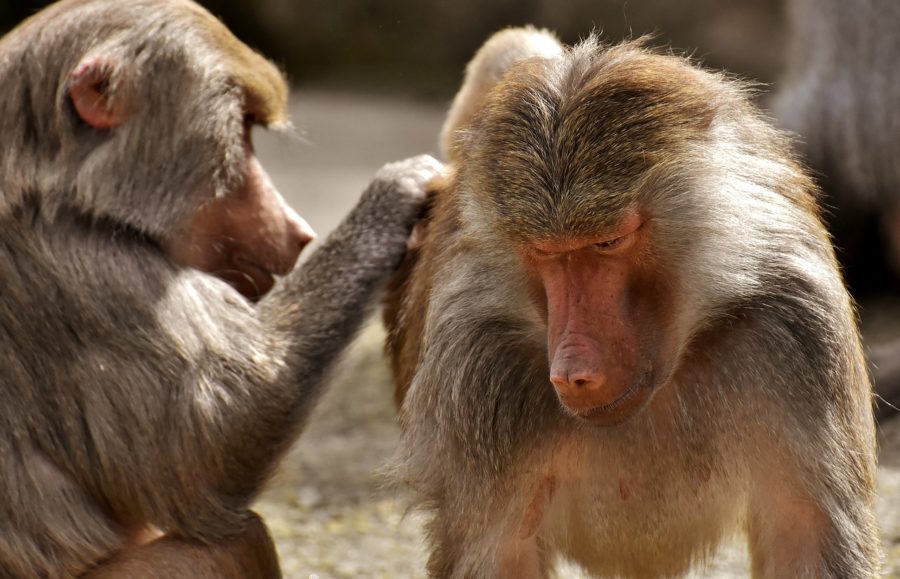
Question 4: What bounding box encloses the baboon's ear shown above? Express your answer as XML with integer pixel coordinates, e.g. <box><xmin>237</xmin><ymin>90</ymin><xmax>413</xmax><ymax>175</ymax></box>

<box><xmin>68</xmin><ymin>55</ymin><xmax>126</xmax><ymax>129</ymax></box>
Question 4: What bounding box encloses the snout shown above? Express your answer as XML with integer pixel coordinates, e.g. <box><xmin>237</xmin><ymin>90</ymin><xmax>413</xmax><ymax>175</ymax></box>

<box><xmin>274</xmin><ymin>204</ymin><xmax>316</xmax><ymax>275</ymax></box>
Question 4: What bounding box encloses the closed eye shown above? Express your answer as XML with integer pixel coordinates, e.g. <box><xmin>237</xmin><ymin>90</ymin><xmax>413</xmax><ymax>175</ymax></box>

<box><xmin>592</xmin><ymin>230</ymin><xmax>636</xmax><ymax>253</ymax></box>
<box><xmin>594</xmin><ymin>237</ymin><xmax>624</xmax><ymax>250</ymax></box>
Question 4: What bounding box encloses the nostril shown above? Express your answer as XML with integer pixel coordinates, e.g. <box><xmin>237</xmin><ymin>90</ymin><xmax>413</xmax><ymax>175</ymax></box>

<box><xmin>549</xmin><ymin>372</ymin><xmax>568</xmax><ymax>390</ymax></box>
<box><xmin>572</xmin><ymin>374</ymin><xmax>603</xmax><ymax>392</ymax></box>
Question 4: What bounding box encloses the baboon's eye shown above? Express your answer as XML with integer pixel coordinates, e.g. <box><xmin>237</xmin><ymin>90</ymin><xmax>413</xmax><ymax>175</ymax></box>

<box><xmin>593</xmin><ymin>237</ymin><xmax>623</xmax><ymax>250</ymax></box>
<box><xmin>592</xmin><ymin>230</ymin><xmax>635</xmax><ymax>253</ymax></box>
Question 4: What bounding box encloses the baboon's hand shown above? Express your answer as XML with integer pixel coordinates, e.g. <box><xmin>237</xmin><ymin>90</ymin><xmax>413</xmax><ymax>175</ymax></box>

<box><xmin>370</xmin><ymin>154</ymin><xmax>444</xmax><ymax>229</ymax></box>
<box><xmin>344</xmin><ymin>155</ymin><xmax>444</xmax><ymax>268</ymax></box>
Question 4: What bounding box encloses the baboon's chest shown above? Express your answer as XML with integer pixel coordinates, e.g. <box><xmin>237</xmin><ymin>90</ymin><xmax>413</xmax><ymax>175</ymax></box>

<box><xmin>543</xmin><ymin>423</ymin><xmax>747</xmax><ymax>575</ymax></box>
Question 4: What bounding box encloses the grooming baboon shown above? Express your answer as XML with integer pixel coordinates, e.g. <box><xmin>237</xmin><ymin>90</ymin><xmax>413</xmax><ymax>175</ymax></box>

<box><xmin>385</xmin><ymin>28</ymin><xmax>880</xmax><ymax>577</ymax></box>
<box><xmin>772</xmin><ymin>0</ymin><xmax>900</xmax><ymax>416</ymax></box>
<box><xmin>0</xmin><ymin>0</ymin><xmax>441</xmax><ymax>577</ymax></box>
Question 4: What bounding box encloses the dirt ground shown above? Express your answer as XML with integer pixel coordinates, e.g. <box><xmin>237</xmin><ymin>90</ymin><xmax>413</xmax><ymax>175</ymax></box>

<box><xmin>252</xmin><ymin>91</ymin><xmax>900</xmax><ymax>578</ymax></box>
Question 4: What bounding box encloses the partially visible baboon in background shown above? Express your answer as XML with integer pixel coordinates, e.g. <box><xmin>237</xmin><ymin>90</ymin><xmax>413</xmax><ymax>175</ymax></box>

<box><xmin>385</xmin><ymin>28</ymin><xmax>879</xmax><ymax>577</ymax></box>
<box><xmin>772</xmin><ymin>0</ymin><xmax>900</xmax><ymax>414</ymax></box>
<box><xmin>0</xmin><ymin>0</ymin><xmax>441</xmax><ymax>577</ymax></box>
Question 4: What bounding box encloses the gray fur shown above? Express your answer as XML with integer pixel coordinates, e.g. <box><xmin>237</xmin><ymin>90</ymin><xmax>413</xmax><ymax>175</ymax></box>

<box><xmin>773</xmin><ymin>0</ymin><xmax>900</xmax><ymax>209</ymax></box>
<box><xmin>772</xmin><ymin>0</ymin><xmax>900</xmax><ymax>294</ymax></box>
<box><xmin>0</xmin><ymin>0</ymin><xmax>440</xmax><ymax>576</ymax></box>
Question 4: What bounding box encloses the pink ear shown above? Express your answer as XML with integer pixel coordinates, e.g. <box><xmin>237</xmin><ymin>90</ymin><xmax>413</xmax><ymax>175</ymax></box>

<box><xmin>68</xmin><ymin>56</ymin><xmax>125</xmax><ymax>129</ymax></box>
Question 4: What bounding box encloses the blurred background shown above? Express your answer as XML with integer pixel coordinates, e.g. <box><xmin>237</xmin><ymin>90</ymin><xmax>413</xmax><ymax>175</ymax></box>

<box><xmin>3</xmin><ymin>2</ymin><xmax>899</xmax><ymax>577</ymax></box>
<box><xmin>0</xmin><ymin>0</ymin><xmax>791</xmax><ymax>239</ymax></box>
<box><xmin>2</xmin><ymin>0</ymin><xmax>784</xmax><ymax>94</ymax></box>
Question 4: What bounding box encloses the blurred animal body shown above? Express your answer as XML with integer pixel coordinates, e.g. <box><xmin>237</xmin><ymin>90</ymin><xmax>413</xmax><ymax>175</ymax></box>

<box><xmin>773</xmin><ymin>0</ymin><xmax>900</xmax><ymax>416</ymax></box>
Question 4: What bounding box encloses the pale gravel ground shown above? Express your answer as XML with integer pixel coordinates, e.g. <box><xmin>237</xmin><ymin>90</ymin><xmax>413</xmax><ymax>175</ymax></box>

<box><xmin>252</xmin><ymin>91</ymin><xmax>900</xmax><ymax>578</ymax></box>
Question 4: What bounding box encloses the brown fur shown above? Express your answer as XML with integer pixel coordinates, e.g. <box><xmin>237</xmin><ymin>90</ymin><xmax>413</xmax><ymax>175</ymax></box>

<box><xmin>386</xmin><ymin>28</ymin><xmax>879</xmax><ymax>578</ymax></box>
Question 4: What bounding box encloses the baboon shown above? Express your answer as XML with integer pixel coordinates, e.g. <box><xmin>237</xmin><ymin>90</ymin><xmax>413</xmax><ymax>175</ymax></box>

<box><xmin>0</xmin><ymin>0</ymin><xmax>441</xmax><ymax>577</ymax></box>
<box><xmin>385</xmin><ymin>28</ymin><xmax>880</xmax><ymax>577</ymax></box>
<box><xmin>772</xmin><ymin>0</ymin><xmax>900</xmax><ymax>415</ymax></box>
